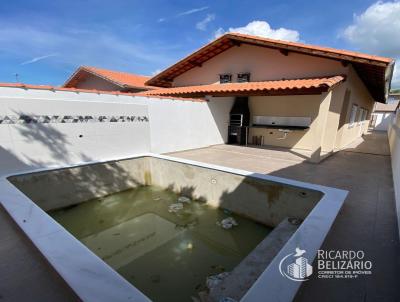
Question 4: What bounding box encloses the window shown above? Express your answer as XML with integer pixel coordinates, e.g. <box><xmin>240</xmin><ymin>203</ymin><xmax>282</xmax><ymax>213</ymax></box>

<box><xmin>219</xmin><ymin>74</ymin><xmax>232</xmax><ymax>84</ymax></box>
<box><xmin>360</xmin><ymin>108</ymin><xmax>368</xmax><ymax>122</ymax></box>
<box><xmin>237</xmin><ymin>73</ymin><xmax>250</xmax><ymax>83</ymax></box>
<box><xmin>349</xmin><ymin>104</ymin><xmax>358</xmax><ymax>127</ymax></box>
<box><xmin>363</xmin><ymin>109</ymin><xmax>369</xmax><ymax>120</ymax></box>
<box><xmin>357</xmin><ymin>108</ymin><xmax>363</xmax><ymax>125</ymax></box>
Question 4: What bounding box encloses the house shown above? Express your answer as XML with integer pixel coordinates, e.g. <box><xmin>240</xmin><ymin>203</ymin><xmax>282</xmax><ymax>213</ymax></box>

<box><xmin>144</xmin><ymin>33</ymin><xmax>394</xmax><ymax>162</ymax></box>
<box><xmin>370</xmin><ymin>93</ymin><xmax>400</xmax><ymax>131</ymax></box>
<box><xmin>63</xmin><ymin>66</ymin><xmax>154</xmax><ymax>92</ymax></box>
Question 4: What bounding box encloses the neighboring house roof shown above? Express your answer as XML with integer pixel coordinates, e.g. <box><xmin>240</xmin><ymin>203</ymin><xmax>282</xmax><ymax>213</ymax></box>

<box><xmin>142</xmin><ymin>75</ymin><xmax>345</xmax><ymax>98</ymax></box>
<box><xmin>63</xmin><ymin>66</ymin><xmax>155</xmax><ymax>90</ymax></box>
<box><xmin>146</xmin><ymin>33</ymin><xmax>394</xmax><ymax>103</ymax></box>
<box><xmin>374</xmin><ymin>100</ymin><xmax>399</xmax><ymax>112</ymax></box>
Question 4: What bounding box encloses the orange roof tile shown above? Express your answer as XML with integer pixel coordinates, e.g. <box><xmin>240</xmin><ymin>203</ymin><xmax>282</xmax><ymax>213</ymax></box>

<box><xmin>143</xmin><ymin>76</ymin><xmax>345</xmax><ymax>97</ymax></box>
<box><xmin>231</xmin><ymin>33</ymin><xmax>392</xmax><ymax>63</ymax></box>
<box><xmin>63</xmin><ymin>66</ymin><xmax>156</xmax><ymax>90</ymax></box>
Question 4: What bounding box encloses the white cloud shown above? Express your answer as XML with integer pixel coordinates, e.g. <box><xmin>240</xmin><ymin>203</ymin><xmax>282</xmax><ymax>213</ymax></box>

<box><xmin>343</xmin><ymin>1</ymin><xmax>400</xmax><ymax>87</ymax></box>
<box><xmin>196</xmin><ymin>14</ymin><xmax>215</xmax><ymax>31</ymax></box>
<box><xmin>151</xmin><ymin>68</ymin><xmax>162</xmax><ymax>75</ymax></box>
<box><xmin>177</xmin><ymin>6</ymin><xmax>208</xmax><ymax>17</ymax></box>
<box><xmin>20</xmin><ymin>53</ymin><xmax>58</xmax><ymax>65</ymax></box>
<box><xmin>158</xmin><ymin>6</ymin><xmax>209</xmax><ymax>23</ymax></box>
<box><xmin>214</xmin><ymin>20</ymin><xmax>300</xmax><ymax>42</ymax></box>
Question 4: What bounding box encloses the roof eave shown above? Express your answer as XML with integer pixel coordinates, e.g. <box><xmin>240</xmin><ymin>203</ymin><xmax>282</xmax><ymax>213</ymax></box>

<box><xmin>145</xmin><ymin>33</ymin><xmax>393</xmax><ymax>87</ymax></box>
<box><xmin>82</xmin><ymin>67</ymin><xmax>127</xmax><ymax>89</ymax></box>
<box><xmin>62</xmin><ymin>66</ymin><xmax>127</xmax><ymax>89</ymax></box>
<box><xmin>62</xmin><ymin>66</ymin><xmax>83</xmax><ymax>88</ymax></box>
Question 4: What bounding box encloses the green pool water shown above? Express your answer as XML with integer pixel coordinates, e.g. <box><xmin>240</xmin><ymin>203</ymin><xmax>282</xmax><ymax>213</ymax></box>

<box><xmin>49</xmin><ymin>186</ymin><xmax>272</xmax><ymax>302</ymax></box>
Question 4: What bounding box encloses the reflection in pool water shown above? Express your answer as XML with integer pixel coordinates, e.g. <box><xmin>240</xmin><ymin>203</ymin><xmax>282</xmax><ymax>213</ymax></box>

<box><xmin>50</xmin><ymin>186</ymin><xmax>271</xmax><ymax>302</ymax></box>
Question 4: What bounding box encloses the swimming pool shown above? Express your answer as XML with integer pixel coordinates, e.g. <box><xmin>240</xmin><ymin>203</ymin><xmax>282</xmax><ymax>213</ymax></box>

<box><xmin>2</xmin><ymin>154</ymin><xmax>347</xmax><ymax>301</ymax></box>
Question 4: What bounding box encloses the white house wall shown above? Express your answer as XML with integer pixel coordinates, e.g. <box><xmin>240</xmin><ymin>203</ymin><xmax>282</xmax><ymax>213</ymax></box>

<box><xmin>334</xmin><ymin>66</ymin><xmax>375</xmax><ymax>149</ymax></box>
<box><xmin>173</xmin><ymin>44</ymin><xmax>348</xmax><ymax>87</ymax></box>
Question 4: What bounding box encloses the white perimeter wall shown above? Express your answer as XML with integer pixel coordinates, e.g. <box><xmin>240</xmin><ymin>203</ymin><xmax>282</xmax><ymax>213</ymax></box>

<box><xmin>372</xmin><ymin>112</ymin><xmax>395</xmax><ymax>131</ymax></box>
<box><xmin>143</xmin><ymin>96</ymin><xmax>233</xmax><ymax>154</ymax></box>
<box><xmin>0</xmin><ymin>88</ymin><xmax>150</xmax><ymax>175</ymax></box>
<box><xmin>388</xmin><ymin>109</ymin><xmax>400</xmax><ymax>237</ymax></box>
<box><xmin>0</xmin><ymin>87</ymin><xmax>233</xmax><ymax>175</ymax></box>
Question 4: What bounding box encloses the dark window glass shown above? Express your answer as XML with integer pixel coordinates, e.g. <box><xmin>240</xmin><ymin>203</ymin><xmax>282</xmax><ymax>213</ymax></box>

<box><xmin>237</xmin><ymin>73</ymin><xmax>250</xmax><ymax>82</ymax></box>
<box><xmin>219</xmin><ymin>74</ymin><xmax>232</xmax><ymax>83</ymax></box>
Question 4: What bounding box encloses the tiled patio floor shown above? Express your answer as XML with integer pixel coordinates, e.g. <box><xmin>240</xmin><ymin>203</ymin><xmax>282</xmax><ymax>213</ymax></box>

<box><xmin>170</xmin><ymin>131</ymin><xmax>400</xmax><ymax>302</ymax></box>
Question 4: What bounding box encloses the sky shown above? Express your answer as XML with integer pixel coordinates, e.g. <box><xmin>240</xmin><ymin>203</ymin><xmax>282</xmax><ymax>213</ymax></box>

<box><xmin>0</xmin><ymin>0</ymin><xmax>399</xmax><ymax>88</ymax></box>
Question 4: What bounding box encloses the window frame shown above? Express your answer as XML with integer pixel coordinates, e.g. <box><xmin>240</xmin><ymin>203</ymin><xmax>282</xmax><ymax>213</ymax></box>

<box><xmin>349</xmin><ymin>104</ymin><xmax>358</xmax><ymax>128</ymax></box>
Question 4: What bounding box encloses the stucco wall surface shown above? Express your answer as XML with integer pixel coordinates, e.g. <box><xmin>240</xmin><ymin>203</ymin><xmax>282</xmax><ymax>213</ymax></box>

<box><xmin>0</xmin><ymin>88</ymin><xmax>232</xmax><ymax>175</ymax></box>
<box><xmin>173</xmin><ymin>44</ymin><xmax>347</xmax><ymax>86</ymax></box>
<box><xmin>373</xmin><ymin>112</ymin><xmax>395</xmax><ymax>131</ymax></box>
<box><xmin>335</xmin><ymin>66</ymin><xmax>375</xmax><ymax>149</ymax></box>
<box><xmin>388</xmin><ymin>109</ymin><xmax>400</xmax><ymax>236</ymax></box>
<box><xmin>248</xmin><ymin>94</ymin><xmax>326</xmax><ymax>152</ymax></box>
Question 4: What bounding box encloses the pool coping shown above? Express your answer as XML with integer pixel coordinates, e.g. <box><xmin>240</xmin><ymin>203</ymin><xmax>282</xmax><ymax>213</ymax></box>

<box><xmin>0</xmin><ymin>153</ymin><xmax>348</xmax><ymax>302</ymax></box>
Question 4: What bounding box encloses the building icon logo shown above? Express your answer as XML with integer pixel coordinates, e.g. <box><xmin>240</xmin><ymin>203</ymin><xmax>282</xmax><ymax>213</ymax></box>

<box><xmin>279</xmin><ymin>247</ymin><xmax>313</xmax><ymax>281</ymax></box>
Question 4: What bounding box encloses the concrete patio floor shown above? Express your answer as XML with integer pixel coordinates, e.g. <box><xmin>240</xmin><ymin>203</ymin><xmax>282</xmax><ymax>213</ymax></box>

<box><xmin>0</xmin><ymin>206</ymin><xmax>80</xmax><ymax>301</ymax></box>
<box><xmin>169</xmin><ymin>131</ymin><xmax>400</xmax><ymax>302</ymax></box>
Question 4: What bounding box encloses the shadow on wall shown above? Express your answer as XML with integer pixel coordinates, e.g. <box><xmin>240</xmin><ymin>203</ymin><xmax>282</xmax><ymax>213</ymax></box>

<box><xmin>1</xmin><ymin>112</ymin><xmax>76</xmax><ymax>175</ymax></box>
<box><xmin>0</xmin><ymin>146</ymin><xmax>32</xmax><ymax>176</ymax></box>
<box><xmin>207</xmin><ymin>98</ymin><xmax>235</xmax><ymax>143</ymax></box>
<box><xmin>335</xmin><ymin>89</ymin><xmax>371</xmax><ymax>148</ymax></box>
<box><xmin>15</xmin><ymin>117</ymin><xmax>72</xmax><ymax>164</ymax></box>
<box><xmin>2</xmin><ymin>116</ymin><xmax>146</xmax><ymax>211</ymax></box>
<box><xmin>7</xmin><ymin>157</ymin><xmax>146</xmax><ymax>212</ymax></box>
<box><xmin>371</xmin><ymin>112</ymin><xmax>394</xmax><ymax>131</ymax></box>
